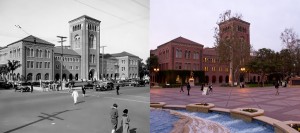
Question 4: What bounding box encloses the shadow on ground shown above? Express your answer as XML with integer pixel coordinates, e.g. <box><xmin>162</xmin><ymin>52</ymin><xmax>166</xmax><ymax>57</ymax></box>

<box><xmin>3</xmin><ymin>108</ymin><xmax>80</xmax><ymax>133</ymax></box>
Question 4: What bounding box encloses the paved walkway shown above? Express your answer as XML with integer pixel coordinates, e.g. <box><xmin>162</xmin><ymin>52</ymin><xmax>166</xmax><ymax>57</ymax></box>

<box><xmin>150</xmin><ymin>86</ymin><xmax>300</xmax><ymax>121</ymax></box>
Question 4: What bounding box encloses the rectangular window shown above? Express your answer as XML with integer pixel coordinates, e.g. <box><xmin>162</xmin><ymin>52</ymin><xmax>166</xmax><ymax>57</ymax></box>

<box><xmin>45</xmin><ymin>62</ymin><xmax>47</xmax><ymax>68</ymax></box>
<box><xmin>27</xmin><ymin>61</ymin><xmax>30</xmax><ymax>68</ymax></box>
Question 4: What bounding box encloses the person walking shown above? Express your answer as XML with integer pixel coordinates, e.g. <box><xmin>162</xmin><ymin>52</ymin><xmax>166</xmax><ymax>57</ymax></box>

<box><xmin>110</xmin><ymin>103</ymin><xmax>119</xmax><ymax>133</ymax></box>
<box><xmin>275</xmin><ymin>81</ymin><xmax>279</xmax><ymax>95</ymax></box>
<box><xmin>81</xmin><ymin>85</ymin><xmax>86</xmax><ymax>97</ymax></box>
<box><xmin>121</xmin><ymin>109</ymin><xmax>130</xmax><ymax>133</ymax></box>
<box><xmin>116</xmin><ymin>85</ymin><xmax>120</xmax><ymax>95</ymax></box>
<box><xmin>180</xmin><ymin>83</ymin><xmax>184</xmax><ymax>93</ymax></box>
<box><xmin>30</xmin><ymin>82</ymin><xmax>34</xmax><ymax>93</ymax></box>
<box><xmin>209</xmin><ymin>84</ymin><xmax>213</xmax><ymax>93</ymax></box>
<box><xmin>71</xmin><ymin>90</ymin><xmax>79</xmax><ymax>105</ymax></box>
<box><xmin>187</xmin><ymin>83</ymin><xmax>191</xmax><ymax>96</ymax></box>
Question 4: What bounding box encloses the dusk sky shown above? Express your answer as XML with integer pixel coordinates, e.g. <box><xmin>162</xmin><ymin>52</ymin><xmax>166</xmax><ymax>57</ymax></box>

<box><xmin>0</xmin><ymin>0</ymin><xmax>149</xmax><ymax>62</ymax></box>
<box><xmin>150</xmin><ymin>0</ymin><xmax>300</xmax><ymax>52</ymax></box>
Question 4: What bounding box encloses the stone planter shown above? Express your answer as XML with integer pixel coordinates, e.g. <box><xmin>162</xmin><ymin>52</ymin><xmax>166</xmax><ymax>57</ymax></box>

<box><xmin>150</xmin><ymin>102</ymin><xmax>166</xmax><ymax>108</ymax></box>
<box><xmin>230</xmin><ymin>108</ymin><xmax>264</xmax><ymax>122</ymax></box>
<box><xmin>274</xmin><ymin>121</ymin><xmax>300</xmax><ymax>133</ymax></box>
<box><xmin>186</xmin><ymin>103</ymin><xmax>215</xmax><ymax>113</ymax></box>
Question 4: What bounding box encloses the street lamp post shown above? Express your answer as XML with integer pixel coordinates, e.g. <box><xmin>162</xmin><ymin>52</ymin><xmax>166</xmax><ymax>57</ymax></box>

<box><xmin>100</xmin><ymin>46</ymin><xmax>106</xmax><ymax>80</ymax></box>
<box><xmin>57</xmin><ymin>36</ymin><xmax>67</xmax><ymax>91</ymax></box>
<box><xmin>153</xmin><ymin>67</ymin><xmax>159</xmax><ymax>86</ymax></box>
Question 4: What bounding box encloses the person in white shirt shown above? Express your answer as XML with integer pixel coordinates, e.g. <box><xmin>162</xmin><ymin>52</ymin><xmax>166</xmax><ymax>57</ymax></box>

<box><xmin>71</xmin><ymin>90</ymin><xmax>79</xmax><ymax>105</ymax></box>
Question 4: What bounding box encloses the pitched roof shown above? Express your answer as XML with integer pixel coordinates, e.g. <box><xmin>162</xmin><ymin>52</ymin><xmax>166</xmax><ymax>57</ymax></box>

<box><xmin>54</xmin><ymin>47</ymin><xmax>80</xmax><ymax>56</ymax></box>
<box><xmin>159</xmin><ymin>36</ymin><xmax>204</xmax><ymax>48</ymax></box>
<box><xmin>69</xmin><ymin>15</ymin><xmax>101</xmax><ymax>23</ymax></box>
<box><xmin>111</xmin><ymin>51</ymin><xmax>139</xmax><ymax>58</ymax></box>
<box><xmin>7</xmin><ymin>35</ymin><xmax>55</xmax><ymax>46</ymax></box>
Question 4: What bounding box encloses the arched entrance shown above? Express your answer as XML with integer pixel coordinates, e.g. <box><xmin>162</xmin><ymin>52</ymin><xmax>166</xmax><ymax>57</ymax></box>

<box><xmin>62</xmin><ymin>73</ymin><xmax>66</xmax><ymax>81</ymax></box>
<box><xmin>36</xmin><ymin>73</ymin><xmax>41</xmax><ymax>81</ymax></box>
<box><xmin>75</xmin><ymin>74</ymin><xmax>78</xmax><ymax>80</ymax></box>
<box><xmin>69</xmin><ymin>74</ymin><xmax>73</xmax><ymax>80</ymax></box>
<box><xmin>89</xmin><ymin>69</ymin><xmax>95</xmax><ymax>80</ymax></box>
<box><xmin>45</xmin><ymin>73</ymin><xmax>49</xmax><ymax>80</ymax></box>
<box><xmin>55</xmin><ymin>74</ymin><xmax>60</xmax><ymax>81</ymax></box>
<box><xmin>225</xmin><ymin>75</ymin><xmax>229</xmax><ymax>83</ymax></box>
<box><xmin>212</xmin><ymin>75</ymin><xmax>216</xmax><ymax>83</ymax></box>
<box><xmin>27</xmin><ymin>73</ymin><xmax>32</xmax><ymax>81</ymax></box>
<box><xmin>205</xmin><ymin>75</ymin><xmax>209</xmax><ymax>83</ymax></box>
<box><xmin>219</xmin><ymin>76</ymin><xmax>223</xmax><ymax>83</ymax></box>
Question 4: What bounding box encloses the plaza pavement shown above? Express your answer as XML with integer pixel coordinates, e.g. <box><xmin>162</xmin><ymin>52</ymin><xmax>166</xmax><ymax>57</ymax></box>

<box><xmin>150</xmin><ymin>86</ymin><xmax>300</xmax><ymax>121</ymax></box>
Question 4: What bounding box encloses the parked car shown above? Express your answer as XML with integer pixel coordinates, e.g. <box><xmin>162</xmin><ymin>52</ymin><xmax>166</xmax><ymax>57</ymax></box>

<box><xmin>15</xmin><ymin>82</ymin><xmax>31</xmax><ymax>92</ymax></box>
<box><xmin>133</xmin><ymin>80</ymin><xmax>146</xmax><ymax>87</ymax></box>
<box><xmin>0</xmin><ymin>82</ymin><xmax>12</xmax><ymax>89</ymax></box>
<box><xmin>95</xmin><ymin>81</ymin><xmax>114</xmax><ymax>91</ymax></box>
<box><xmin>83</xmin><ymin>82</ymin><xmax>97</xmax><ymax>89</ymax></box>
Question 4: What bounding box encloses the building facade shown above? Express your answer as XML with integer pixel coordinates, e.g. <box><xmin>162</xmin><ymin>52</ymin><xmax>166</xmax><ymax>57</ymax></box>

<box><xmin>0</xmin><ymin>15</ymin><xmax>141</xmax><ymax>82</ymax></box>
<box><xmin>150</xmin><ymin>37</ymin><xmax>204</xmax><ymax>84</ymax></box>
<box><xmin>202</xmin><ymin>47</ymin><xmax>229</xmax><ymax>84</ymax></box>
<box><xmin>111</xmin><ymin>52</ymin><xmax>140</xmax><ymax>80</ymax></box>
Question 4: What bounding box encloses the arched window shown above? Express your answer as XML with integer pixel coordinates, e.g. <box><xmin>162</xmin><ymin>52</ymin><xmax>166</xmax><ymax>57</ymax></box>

<box><xmin>36</xmin><ymin>73</ymin><xmax>41</xmax><ymax>80</ymax></box>
<box><xmin>89</xmin><ymin>34</ymin><xmax>96</xmax><ymax>49</ymax></box>
<box><xmin>74</xmin><ymin>35</ymin><xmax>80</xmax><ymax>48</ymax></box>
<box><xmin>45</xmin><ymin>73</ymin><xmax>49</xmax><ymax>80</ymax></box>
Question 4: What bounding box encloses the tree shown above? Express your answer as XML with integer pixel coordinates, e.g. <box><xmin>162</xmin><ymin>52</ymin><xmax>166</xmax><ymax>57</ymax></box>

<box><xmin>0</xmin><ymin>64</ymin><xmax>9</xmax><ymax>81</ymax></box>
<box><xmin>138</xmin><ymin>60</ymin><xmax>149</xmax><ymax>80</ymax></box>
<box><xmin>214</xmin><ymin>10</ymin><xmax>251</xmax><ymax>86</ymax></box>
<box><xmin>7</xmin><ymin>60</ymin><xmax>21</xmax><ymax>81</ymax></box>
<box><xmin>246</xmin><ymin>48</ymin><xmax>277</xmax><ymax>86</ymax></box>
<box><xmin>280</xmin><ymin>28</ymin><xmax>300</xmax><ymax>75</ymax></box>
<box><xmin>148</xmin><ymin>55</ymin><xmax>158</xmax><ymax>72</ymax></box>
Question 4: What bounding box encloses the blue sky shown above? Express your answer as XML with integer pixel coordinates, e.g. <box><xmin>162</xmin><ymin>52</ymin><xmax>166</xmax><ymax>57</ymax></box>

<box><xmin>150</xmin><ymin>0</ymin><xmax>300</xmax><ymax>52</ymax></box>
<box><xmin>0</xmin><ymin>0</ymin><xmax>149</xmax><ymax>62</ymax></box>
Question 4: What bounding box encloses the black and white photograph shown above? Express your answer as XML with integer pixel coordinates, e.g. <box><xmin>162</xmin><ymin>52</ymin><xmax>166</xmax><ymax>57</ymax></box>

<box><xmin>0</xmin><ymin>0</ymin><xmax>150</xmax><ymax>133</ymax></box>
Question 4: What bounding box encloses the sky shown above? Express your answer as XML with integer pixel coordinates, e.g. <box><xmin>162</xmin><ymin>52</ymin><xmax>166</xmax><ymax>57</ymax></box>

<box><xmin>0</xmin><ymin>0</ymin><xmax>149</xmax><ymax>62</ymax></box>
<box><xmin>150</xmin><ymin>0</ymin><xmax>300</xmax><ymax>52</ymax></box>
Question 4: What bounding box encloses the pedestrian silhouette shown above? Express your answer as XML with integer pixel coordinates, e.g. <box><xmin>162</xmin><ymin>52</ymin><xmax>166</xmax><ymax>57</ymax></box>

<box><xmin>121</xmin><ymin>109</ymin><xmax>130</xmax><ymax>133</ymax></box>
<box><xmin>180</xmin><ymin>83</ymin><xmax>184</xmax><ymax>93</ymax></box>
<box><xmin>116</xmin><ymin>85</ymin><xmax>120</xmax><ymax>95</ymax></box>
<box><xmin>110</xmin><ymin>103</ymin><xmax>118</xmax><ymax>133</ymax></box>
<box><xmin>187</xmin><ymin>83</ymin><xmax>191</xmax><ymax>96</ymax></box>
<box><xmin>275</xmin><ymin>81</ymin><xmax>279</xmax><ymax>95</ymax></box>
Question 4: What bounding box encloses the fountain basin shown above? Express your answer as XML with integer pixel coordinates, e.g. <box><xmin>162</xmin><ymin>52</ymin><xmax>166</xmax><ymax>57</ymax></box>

<box><xmin>186</xmin><ymin>103</ymin><xmax>215</xmax><ymax>113</ymax></box>
<box><xmin>150</xmin><ymin>102</ymin><xmax>166</xmax><ymax>108</ymax></box>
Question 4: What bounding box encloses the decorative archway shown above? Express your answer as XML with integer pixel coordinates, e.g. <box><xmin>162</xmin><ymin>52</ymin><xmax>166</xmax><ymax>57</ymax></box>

<box><xmin>219</xmin><ymin>76</ymin><xmax>223</xmax><ymax>83</ymax></box>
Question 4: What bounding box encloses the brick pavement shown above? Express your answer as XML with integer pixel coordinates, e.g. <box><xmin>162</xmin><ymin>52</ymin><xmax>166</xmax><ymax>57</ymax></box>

<box><xmin>150</xmin><ymin>86</ymin><xmax>300</xmax><ymax>121</ymax></box>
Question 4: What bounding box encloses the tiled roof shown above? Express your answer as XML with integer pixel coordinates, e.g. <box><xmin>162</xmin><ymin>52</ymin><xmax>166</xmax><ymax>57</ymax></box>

<box><xmin>111</xmin><ymin>51</ymin><xmax>139</xmax><ymax>58</ymax></box>
<box><xmin>157</xmin><ymin>37</ymin><xmax>204</xmax><ymax>49</ymax></box>
<box><xmin>7</xmin><ymin>35</ymin><xmax>55</xmax><ymax>46</ymax></box>
<box><xmin>54</xmin><ymin>47</ymin><xmax>80</xmax><ymax>56</ymax></box>
<box><xmin>170</xmin><ymin>36</ymin><xmax>203</xmax><ymax>46</ymax></box>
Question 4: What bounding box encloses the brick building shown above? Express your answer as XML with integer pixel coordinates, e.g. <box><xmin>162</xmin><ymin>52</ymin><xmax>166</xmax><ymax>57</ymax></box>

<box><xmin>150</xmin><ymin>36</ymin><xmax>204</xmax><ymax>84</ymax></box>
<box><xmin>202</xmin><ymin>47</ymin><xmax>229</xmax><ymax>84</ymax></box>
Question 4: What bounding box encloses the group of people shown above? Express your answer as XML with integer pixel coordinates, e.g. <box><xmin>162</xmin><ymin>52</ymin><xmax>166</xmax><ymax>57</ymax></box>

<box><xmin>111</xmin><ymin>103</ymin><xmax>130</xmax><ymax>133</ymax></box>
<box><xmin>180</xmin><ymin>83</ymin><xmax>213</xmax><ymax>96</ymax></box>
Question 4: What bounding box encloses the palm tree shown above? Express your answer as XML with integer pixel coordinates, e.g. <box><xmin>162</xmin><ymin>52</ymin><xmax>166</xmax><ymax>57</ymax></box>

<box><xmin>0</xmin><ymin>64</ymin><xmax>9</xmax><ymax>81</ymax></box>
<box><xmin>7</xmin><ymin>60</ymin><xmax>21</xmax><ymax>88</ymax></box>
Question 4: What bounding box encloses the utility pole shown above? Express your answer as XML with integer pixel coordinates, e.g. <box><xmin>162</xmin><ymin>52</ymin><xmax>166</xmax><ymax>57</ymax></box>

<box><xmin>57</xmin><ymin>36</ymin><xmax>67</xmax><ymax>91</ymax></box>
<box><xmin>100</xmin><ymin>46</ymin><xmax>107</xmax><ymax>80</ymax></box>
